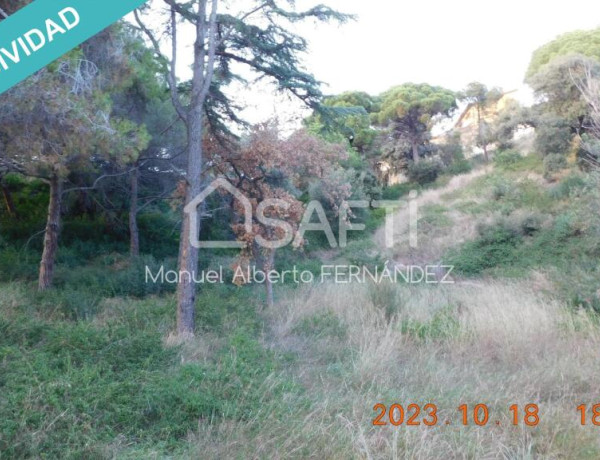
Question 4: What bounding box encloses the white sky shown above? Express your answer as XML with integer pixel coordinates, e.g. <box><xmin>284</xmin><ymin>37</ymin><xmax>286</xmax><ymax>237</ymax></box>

<box><xmin>131</xmin><ymin>0</ymin><xmax>600</xmax><ymax>126</ymax></box>
<box><xmin>299</xmin><ymin>0</ymin><xmax>600</xmax><ymax>96</ymax></box>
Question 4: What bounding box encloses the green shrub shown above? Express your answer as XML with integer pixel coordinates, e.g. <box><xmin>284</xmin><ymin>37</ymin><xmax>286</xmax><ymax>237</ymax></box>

<box><xmin>493</xmin><ymin>149</ymin><xmax>523</xmax><ymax>169</ymax></box>
<box><xmin>381</xmin><ymin>183</ymin><xmax>415</xmax><ymax>200</ymax></box>
<box><xmin>543</xmin><ymin>153</ymin><xmax>568</xmax><ymax>180</ymax></box>
<box><xmin>445</xmin><ymin>225</ymin><xmax>522</xmax><ymax>276</ymax></box>
<box><xmin>513</xmin><ymin>213</ymin><xmax>546</xmax><ymax>237</ymax></box>
<box><xmin>577</xmin><ymin>135</ymin><xmax>600</xmax><ymax>171</ymax></box>
<box><xmin>61</xmin><ymin>217</ymin><xmax>128</xmax><ymax>246</ymax></box>
<box><xmin>549</xmin><ymin>174</ymin><xmax>587</xmax><ymax>200</ymax></box>
<box><xmin>520</xmin><ymin>214</ymin><xmax>544</xmax><ymax>236</ymax></box>
<box><xmin>491</xmin><ymin>178</ymin><xmax>511</xmax><ymax>201</ymax></box>
<box><xmin>446</xmin><ymin>158</ymin><xmax>473</xmax><ymax>175</ymax></box>
<box><xmin>0</xmin><ymin>248</ymin><xmax>39</xmax><ymax>282</ymax></box>
<box><xmin>364</xmin><ymin>207</ymin><xmax>387</xmax><ymax>233</ymax></box>
<box><xmin>138</xmin><ymin>212</ymin><xmax>181</xmax><ymax>258</ymax></box>
<box><xmin>534</xmin><ymin>115</ymin><xmax>573</xmax><ymax>157</ymax></box>
<box><xmin>340</xmin><ymin>238</ymin><xmax>384</xmax><ymax>268</ymax></box>
<box><xmin>407</xmin><ymin>160</ymin><xmax>442</xmax><ymax>185</ymax></box>
<box><xmin>552</xmin><ymin>213</ymin><xmax>580</xmax><ymax>239</ymax></box>
<box><xmin>558</xmin><ymin>262</ymin><xmax>600</xmax><ymax>313</ymax></box>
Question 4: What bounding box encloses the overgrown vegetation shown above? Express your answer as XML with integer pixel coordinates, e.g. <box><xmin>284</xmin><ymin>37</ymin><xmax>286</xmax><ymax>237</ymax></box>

<box><xmin>2</xmin><ymin>2</ymin><xmax>600</xmax><ymax>458</ymax></box>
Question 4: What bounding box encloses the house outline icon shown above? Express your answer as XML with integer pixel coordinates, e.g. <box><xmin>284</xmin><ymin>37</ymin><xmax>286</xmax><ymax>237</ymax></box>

<box><xmin>184</xmin><ymin>177</ymin><xmax>253</xmax><ymax>249</ymax></box>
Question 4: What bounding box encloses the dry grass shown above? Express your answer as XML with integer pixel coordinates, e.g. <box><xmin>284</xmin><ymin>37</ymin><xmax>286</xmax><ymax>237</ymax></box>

<box><xmin>187</xmin><ymin>279</ymin><xmax>600</xmax><ymax>459</ymax></box>
<box><xmin>374</xmin><ymin>167</ymin><xmax>494</xmax><ymax>265</ymax></box>
<box><xmin>184</xmin><ymin>167</ymin><xmax>598</xmax><ymax>458</ymax></box>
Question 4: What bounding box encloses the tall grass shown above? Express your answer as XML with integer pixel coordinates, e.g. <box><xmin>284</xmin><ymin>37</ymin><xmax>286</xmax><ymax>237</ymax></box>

<box><xmin>183</xmin><ymin>280</ymin><xmax>600</xmax><ymax>459</ymax></box>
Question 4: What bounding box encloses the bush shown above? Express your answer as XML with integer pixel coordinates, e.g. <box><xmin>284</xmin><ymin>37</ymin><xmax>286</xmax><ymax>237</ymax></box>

<box><xmin>381</xmin><ymin>183</ymin><xmax>415</xmax><ymax>200</ymax></box>
<box><xmin>543</xmin><ymin>153</ymin><xmax>568</xmax><ymax>180</ymax></box>
<box><xmin>0</xmin><ymin>248</ymin><xmax>39</xmax><ymax>282</ymax></box>
<box><xmin>138</xmin><ymin>212</ymin><xmax>180</xmax><ymax>258</ymax></box>
<box><xmin>407</xmin><ymin>160</ymin><xmax>442</xmax><ymax>185</ymax></box>
<box><xmin>553</xmin><ymin>213</ymin><xmax>580</xmax><ymax>239</ymax></box>
<box><xmin>446</xmin><ymin>158</ymin><xmax>473</xmax><ymax>176</ymax></box>
<box><xmin>534</xmin><ymin>115</ymin><xmax>573</xmax><ymax>156</ymax></box>
<box><xmin>490</xmin><ymin>178</ymin><xmax>511</xmax><ymax>201</ymax></box>
<box><xmin>578</xmin><ymin>134</ymin><xmax>600</xmax><ymax>171</ymax></box>
<box><xmin>518</xmin><ymin>212</ymin><xmax>544</xmax><ymax>236</ymax></box>
<box><xmin>445</xmin><ymin>224</ymin><xmax>522</xmax><ymax>276</ymax></box>
<box><xmin>500</xmin><ymin>211</ymin><xmax>546</xmax><ymax>237</ymax></box>
<box><xmin>549</xmin><ymin>174</ymin><xmax>587</xmax><ymax>200</ymax></box>
<box><xmin>493</xmin><ymin>149</ymin><xmax>523</xmax><ymax>169</ymax></box>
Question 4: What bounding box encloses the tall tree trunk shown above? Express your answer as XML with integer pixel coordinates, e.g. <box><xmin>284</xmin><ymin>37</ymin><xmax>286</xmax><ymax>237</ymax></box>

<box><xmin>1</xmin><ymin>183</ymin><xmax>18</xmax><ymax>218</ymax></box>
<box><xmin>38</xmin><ymin>175</ymin><xmax>62</xmax><ymax>291</ymax></box>
<box><xmin>174</xmin><ymin>0</ymin><xmax>219</xmax><ymax>337</ymax></box>
<box><xmin>129</xmin><ymin>166</ymin><xmax>140</xmax><ymax>257</ymax></box>
<box><xmin>176</xmin><ymin>107</ymin><xmax>204</xmax><ymax>335</ymax></box>
<box><xmin>411</xmin><ymin>139</ymin><xmax>420</xmax><ymax>164</ymax></box>
<box><xmin>482</xmin><ymin>143</ymin><xmax>489</xmax><ymax>163</ymax></box>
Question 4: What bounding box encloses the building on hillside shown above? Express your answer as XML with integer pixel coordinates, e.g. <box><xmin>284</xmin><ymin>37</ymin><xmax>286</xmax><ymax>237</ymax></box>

<box><xmin>446</xmin><ymin>90</ymin><xmax>535</xmax><ymax>158</ymax></box>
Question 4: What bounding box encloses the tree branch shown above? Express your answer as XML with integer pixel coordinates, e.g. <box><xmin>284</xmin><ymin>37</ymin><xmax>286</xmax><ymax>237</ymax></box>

<box><xmin>137</xmin><ymin>188</ymin><xmax>178</xmax><ymax>213</ymax></box>
<box><xmin>162</xmin><ymin>0</ymin><xmax>199</xmax><ymax>21</ymax></box>
<box><xmin>199</xmin><ymin>0</ymin><xmax>220</xmax><ymax>104</ymax></box>
<box><xmin>133</xmin><ymin>8</ymin><xmax>188</xmax><ymax>124</ymax></box>
<box><xmin>61</xmin><ymin>165</ymin><xmax>144</xmax><ymax>196</ymax></box>
<box><xmin>216</xmin><ymin>2</ymin><xmax>270</xmax><ymax>48</ymax></box>
<box><xmin>169</xmin><ymin>7</ymin><xmax>188</xmax><ymax>123</ymax></box>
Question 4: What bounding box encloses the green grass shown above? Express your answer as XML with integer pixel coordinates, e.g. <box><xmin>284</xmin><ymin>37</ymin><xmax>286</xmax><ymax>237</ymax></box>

<box><xmin>444</xmin><ymin>171</ymin><xmax>600</xmax><ymax>312</ymax></box>
<box><xmin>400</xmin><ymin>306</ymin><xmax>461</xmax><ymax>341</ymax></box>
<box><xmin>0</xmin><ymin>282</ymin><xmax>296</xmax><ymax>458</ymax></box>
<box><xmin>1</xmin><ymin>161</ymin><xmax>600</xmax><ymax>458</ymax></box>
<box><xmin>494</xmin><ymin>150</ymin><xmax>544</xmax><ymax>173</ymax></box>
<box><xmin>420</xmin><ymin>203</ymin><xmax>452</xmax><ymax>228</ymax></box>
<box><xmin>293</xmin><ymin>311</ymin><xmax>348</xmax><ymax>339</ymax></box>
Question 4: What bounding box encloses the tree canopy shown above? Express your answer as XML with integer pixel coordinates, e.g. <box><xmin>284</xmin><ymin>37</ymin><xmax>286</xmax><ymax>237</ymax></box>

<box><xmin>305</xmin><ymin>91</ymin><xmax>379</xmax><ymax>153</ymax></box>
<box><xmin>526</xmin><ymin>28</ymin><xmax>600</xmax><ymax>81</ymax></box>
<box><xmin>375</xmin><ymin>83</ymin><xmax>456</xmax><ymax>163</ymax></box>
<box><xmin>376</xmin><ymin>83</ymin><xmax>456</xmax><ymax>125</ymax></box>
<box><xmin>529</xmin><ymin>55</ymin><xmax>600</xmax><ymax>126</ymax></box>
<box><xmin>526</xmin><ymin>30</ymin><xmax>600</xmax><ymax>157</ymax></box>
